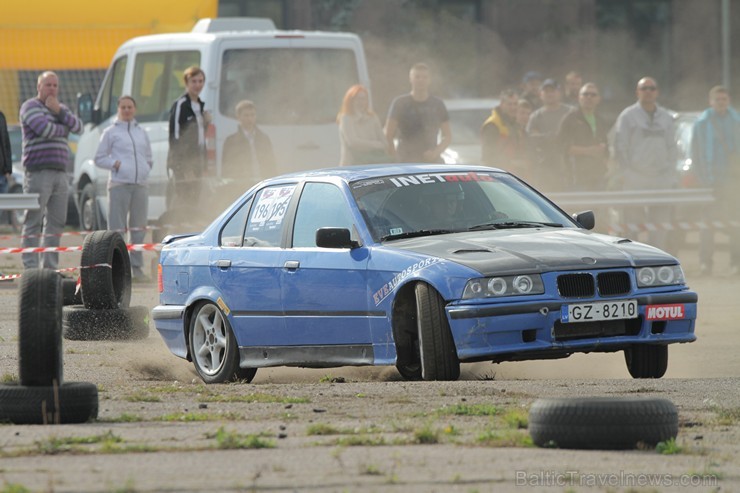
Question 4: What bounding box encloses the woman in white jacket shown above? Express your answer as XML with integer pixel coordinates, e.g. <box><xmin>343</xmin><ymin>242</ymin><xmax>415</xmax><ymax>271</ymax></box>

<box><xmin>94</xmin><ymin>95</ymin><xmax>153</xmax><ymax>281</ymax></box>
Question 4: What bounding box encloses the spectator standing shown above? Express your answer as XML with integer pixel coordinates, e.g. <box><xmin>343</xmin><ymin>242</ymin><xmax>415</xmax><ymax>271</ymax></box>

<box><xmin>690</xmin><ymin>86</ymin><xmax>740</xmax><ymax>275</ymax></box>
<box><xmin>0</xmin><ymin>110</ymin><xmax>11</xmax><ymax>193</ymax></box>
<box><xmin>481</xmin><ymin>89</ymin><xmax>519</xmax><ymax>168</ymax></box>
<box><xmin>513</xmin><ymin>99</ymin><xmax>535</xmax><ymax>181</ymax></box>
<box><xmin>520</xmin><ymin>71</ymin><xmax>544</xmax><ymax>111</ymax></box>
<box><xmin>167</xmin><ymin>66</ymin><xmax>211</xmax><ymax>210</ymax></box>
<box><xmin>563</xmin><ymin>71</ymin><xmax>583</xmax><ymax>106</ymax></box>
<box><xmin>526</xmin><ymin>79</ymin><xmax>572</xmax><ymax>191</ymax></box>
<box><xmin>558</xmin><ymin>82</ymin><xmax>609</xmax><ymax>191</ymax></box>
<box><xmin>385</xmin><ymin>63</ymin><xmax>451</xmax><ymax>163</ymax></box>
<box><xmin>337</xmin><ymin>85</ymin><xmax>388</xmax><ymax>165</ymax></box>
<box><xmin>19</xmin><ymin>71</ymin><xmax>82</xmax><ymax>269</ymax></box>
<box><xmin>94</xmin><ymin>96</ymin><xmax>153</xmax><ymax>281</ymax></box>
<box><xmin>222</xmin><ymin>100</ymin><xmax>276</xmax><ymax>185</ymax></box>
<box><xmin>614</xmin><ymin>77</ymin><xmax>677</xmax><ymax>250</ymax></box>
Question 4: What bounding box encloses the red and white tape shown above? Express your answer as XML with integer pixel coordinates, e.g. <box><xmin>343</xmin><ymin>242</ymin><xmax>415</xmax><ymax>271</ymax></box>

<box><xmin>0</xmin><ymin>243</ymin><xmax>162</xmax><ymax>255</ymax></box>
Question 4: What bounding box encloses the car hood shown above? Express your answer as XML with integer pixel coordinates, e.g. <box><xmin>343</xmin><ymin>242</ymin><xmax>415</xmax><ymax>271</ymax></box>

<box><xmin>385</xmin><ymin>228</ymin><xmax>674</xmax><ymax>276</ymax></box>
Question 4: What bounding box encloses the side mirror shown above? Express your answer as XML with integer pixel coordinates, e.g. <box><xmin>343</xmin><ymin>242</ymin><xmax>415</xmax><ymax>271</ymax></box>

<box><xmin>316</xmin><ymin>227</ymin><xmax>359</xmax><ymax>249</ymax></box>
<box><xmin>77</xmin><ymin>93</ymin><xmax>94</xmax><ymax>124</ymax></box>
<box><xmin>573</xmin><ymin>210</ymin><xmax>595</xmax><ymax>230</ymax></box>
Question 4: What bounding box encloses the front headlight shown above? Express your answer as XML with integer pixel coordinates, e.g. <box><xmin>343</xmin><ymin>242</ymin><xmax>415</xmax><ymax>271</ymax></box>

<box><xmin>636</xmin><ymin>265</ymin><xmax>685</xmax><ymax>287</ymax></box>
<box><xmin>463</xmin><ymin>274</ymin><xmax>544</xmax><ymax>299</ymax></box>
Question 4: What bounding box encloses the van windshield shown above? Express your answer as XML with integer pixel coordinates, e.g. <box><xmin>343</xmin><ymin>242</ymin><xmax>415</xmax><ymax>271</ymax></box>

<box><xmin>220</xmin><ymin>48</ymin><xmax>359</xmax><ymax>125</ymax></box>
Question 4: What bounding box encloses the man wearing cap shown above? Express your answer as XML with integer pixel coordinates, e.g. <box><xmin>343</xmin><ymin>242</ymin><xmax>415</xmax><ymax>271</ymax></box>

<box><xmin>521</xmin><ymin>71</ymin><xmax>544</xmax><ymax>111</ymax></box>
<box><xmin>525</xmin><ymin>79</ymin><xmax>573</xmax><ymax>190</ymax></box>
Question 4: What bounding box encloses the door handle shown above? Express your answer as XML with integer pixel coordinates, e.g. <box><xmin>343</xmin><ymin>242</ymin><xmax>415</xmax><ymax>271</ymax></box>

<box><xmin>216</xmin><ymin>259</ymin><xmax>231</xmax><ymax>268</ymax></box>
<box><xmin>284</xmin><ymin>260</ymin><xmax>300</xmax><ymax>270</ymax></box>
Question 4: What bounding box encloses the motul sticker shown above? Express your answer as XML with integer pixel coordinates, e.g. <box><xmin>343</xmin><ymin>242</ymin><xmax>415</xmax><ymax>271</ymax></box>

<box><xmin>645</xmin><ymin>304</ymin><xmax>685</xmax><ymax>320</ymax></box>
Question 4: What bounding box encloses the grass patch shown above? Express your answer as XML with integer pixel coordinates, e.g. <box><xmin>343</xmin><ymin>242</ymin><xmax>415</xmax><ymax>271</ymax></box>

<box><xmin>157</xmin><ymin>412</ymin><xmax>215</xmax><ymax>422</ymax></box>
<box><xmin>0</xmin><ymin>484</ymin><xmax>32</xmax><ymax>493</ymax></box>
<box><xmin>656</xmin><ymin>437</ymin><xmax>683</xmax><ymax>455</ymax></box>
<box><xmin>306</xmin><ymin>423</ymin><xmax>341</xmax><ymax>436</ymax></box>
<box><xmin>713</xmin><ymin>406</ymin><xmax>740</xmax><ymax>426</ymax></box>
<box><xmin>211</xmin><ymin>427</ymin><xmax>275</xmax><ymax>449</ymax></box>
<box><xmin>360</xmin><ymin>464</ymin><xmax>383</xmax><ymax>475</ymax></box>
<box><xmin>0</xmin><ymin>373</ymin><xmax>17</xmax><ymax>383</ymax></box>
<box><xmin>436</xmin><ymin>403</ymin><xmax>499</xmax><ymax>417</ymax></box>
<box><xmin>502</xmin><ymin>409</ymin><xmax>528</xmax><ymax>429</ymax></box>
<box><xmin>476</xmin><ymin>429</ymin><xmax>533</xmax><ymax>447</ymax></box>
<box><xmin>124</xmin><ymin>392</ymin><xmax>161</xmax><ymax>403</ymax></box>
<box><xmin>413</xmin><ymin>425</ymin><xmax>439</xmax><ymax>444</ymax></box>
<box><xmin>35</xmin><ymin>431</ymin><xmax>122</xmax><ymax>455</ymax></box>
<box><xmin>98</xmin><ymin>413</ymin><xmax>144</xmax><ymax>423</ymax></box>
<box><xmin>199</xmin><ymin>392</ymin><xmax>309</xmax><ymax>404</ymax></box>
<box><xmin>333</xmin><ymin>435</ymin><xmax>387</xmax><ymax>446</ymax></box>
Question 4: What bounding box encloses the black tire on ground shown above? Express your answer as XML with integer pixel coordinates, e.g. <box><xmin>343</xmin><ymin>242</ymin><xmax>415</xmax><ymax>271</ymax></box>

<box><xmin>18</xmin><ymin>269</ymin><xmax>63</xmax><ymax>387</ymax></box>
<box><xmin>528</xmin><ymin>397</ymin><xmax>679</xmax><ymax>450</ymax></box>
<box><xmin>63</xmin><ymin>306</ymin><xmax>150</xmax><ymax>341</ymax></box>
<box><xmin>0</xmin><ymin>382</ymin><xmax>98</xmax><ymax>424</ymax></box>
<box><xmin>62</xmin><ymin>277</ymin><xmax>83</xmax><ymax>306</ymax></box>
<box><xmin>189</xmin><ymin>301</ymin><xmax>256</xmax><ymax>384</ymax></box>
<box><xmin>625</xmin><ymin>344</ymin><xmax>669</xmax><ymax>379</ymax></box>
<box><xmin>80</xmin><ymin>230</ymin><xmax>131</xmax><ymax>310</ymax></box>
<box><xmin>415</xmin><ymin>283</ymin><xmax>460</xmax><ymax>381</ymax></box>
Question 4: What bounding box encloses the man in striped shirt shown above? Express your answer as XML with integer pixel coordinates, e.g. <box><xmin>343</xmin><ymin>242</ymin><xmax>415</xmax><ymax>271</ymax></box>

<box><xmin>19</xmin><ymin>71</ymin><xmax>82</xmax><ymax>269</ymax></box>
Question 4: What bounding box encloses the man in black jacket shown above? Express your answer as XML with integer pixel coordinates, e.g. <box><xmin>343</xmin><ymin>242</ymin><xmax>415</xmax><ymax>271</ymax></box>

<box><xmin>167</xmin><ymin>66</ymin><xmax>210</xmax><ymax>209</ymax></box>
<box><xmin>558</xmin><ymin>82</ymin><xmax>609</xmax><ymax>191</ymax></box>
<box><xmin>222</xmin><ymin>100</ymin><xmax>275</xmax><ymax>188</ymax></box>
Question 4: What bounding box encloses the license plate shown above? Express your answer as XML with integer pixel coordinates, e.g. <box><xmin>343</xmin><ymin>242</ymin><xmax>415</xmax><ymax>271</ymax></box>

<box><xmin>561</xmin><ymin>299</ymin><xmax>638</xmax><ymax>323</ymax></box>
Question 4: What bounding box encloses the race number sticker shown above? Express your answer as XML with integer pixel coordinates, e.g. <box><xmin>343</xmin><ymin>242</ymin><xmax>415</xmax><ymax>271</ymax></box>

<box><xmin>248</xmin><ymin>185</ymin><xmax>296</xmax><ymax>232</ymax></box>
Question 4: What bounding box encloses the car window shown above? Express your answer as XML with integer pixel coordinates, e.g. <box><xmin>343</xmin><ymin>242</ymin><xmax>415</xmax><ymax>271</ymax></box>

<box><xmin>219</xmin><ymin>197</ymin><xmax>253</xmax><ymax>247</ymax></box>
<box><xmin>292</xmin><ymin>183</ymin><xmax>355</xmax><ymax>247</ymax></box>
<box><xmin>244</xmin><ymin>184</ymin><xmax>297</xmax><ymax>247</ymax></box>
<box><xmin>132</xmin><ymin>51</ymin><xmax>201</xmax><ymax>122</ymax></box>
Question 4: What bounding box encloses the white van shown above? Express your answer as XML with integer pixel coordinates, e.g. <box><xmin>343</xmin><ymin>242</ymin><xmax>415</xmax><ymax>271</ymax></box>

<box><xmin>74</xmin><ymin>18</ymin><xmax>370</xmax><ymax>230</ymax></box>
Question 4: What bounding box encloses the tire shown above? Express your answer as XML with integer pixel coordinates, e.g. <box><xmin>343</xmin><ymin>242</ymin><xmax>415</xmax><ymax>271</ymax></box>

<box><xmin>62</xmin><ymin>277</ymin><xmax>83</xmax><ymax>306</ymax></box>
<box><xmin>80</xmin><ymin>230</ymin><xmax>131</xmax><ymax>310</ymax></box>
<box><xmin>415</xmin><ymin>283</ymin><xmax>460</xmax><ymax>381</ymax></box>
<box><xmin>63</xmin><ymin>306</ymin><xmax>150</xmax><ymax>341</ymax></box>
<box><xmin>529</xmin><ymin>397</ymin><xmax>679</xmax><ymax>449</ymax></box>
<box><xmin>189</xmin><ymin>301</ymin><xmax>256</xmax><ymax>384</ymax></box>
<box><xmin>18</xmin><ymin>269</ymin><xmax>63</xmax><ymax>387</ymax></box>
<box><xmin>79</xmin><ymin>182</ymin><xmax>105</xmax><ymax>231</ymax></box>
<box><xmin>0</xmin><ymin>382</ymin><xmax>98</xmax><ymax>424</ymax></box>
<box><xmin>625</xmin><ymin>345</ymin><xmax>668</xmax><ymax>379</ymax></box>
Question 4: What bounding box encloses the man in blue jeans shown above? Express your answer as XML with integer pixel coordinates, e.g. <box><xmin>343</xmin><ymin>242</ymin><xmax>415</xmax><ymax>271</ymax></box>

<box><xmin>19</xmin><ymin>71</ymin><xmax>82</xmax><ymax>269</ymax></box>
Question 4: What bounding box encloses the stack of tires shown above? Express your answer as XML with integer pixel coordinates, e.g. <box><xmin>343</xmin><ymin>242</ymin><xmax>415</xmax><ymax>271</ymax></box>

<box><xmin>0</xmin><ymin>269</ymin><xmax>98</xmax><ymax>424</ymax></box>
<box><xmin>63</xmin><ymin>231</ymin><xmax>149</xmax><ymax>341</ymax></box>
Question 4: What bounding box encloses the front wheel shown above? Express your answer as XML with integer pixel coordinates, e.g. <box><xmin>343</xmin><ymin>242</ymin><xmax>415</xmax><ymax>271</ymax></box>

<box><xmin>624</xmin><ymin>345</ymin><xmax>668</xmax><ymax>378</ymax></box>
<box><xmin>415</xmin><ymin>283</ymin><xmax>460</xmax><ymax>381</ymax></box>
<box><xmin>189</xmin><ymin>302</ymin><xmax>256</xmax><ymax>384</ymax></box>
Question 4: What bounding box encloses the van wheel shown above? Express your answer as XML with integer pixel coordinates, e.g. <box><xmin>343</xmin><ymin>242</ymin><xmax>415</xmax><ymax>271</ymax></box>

<box><xmin>63</xmin><ymin>306</ymin><xmax>150</xmax><ymax>341</ymax></box>
<box><xmin>79</xmin><ymin>183</ymin><xmax>106</xmax><ymax>231</ymax></box>
<box><xmin>529</xmin><ymin>397</ymin><xmax>678</xmax><ymax>449</ymax></box>
<box><xmin>19</xmin><ymin>269</ymin><xmax>64</xmax><ymax>387</ymax></box>
<box><xmin>0</xmin><ymin>382</ymin><xmax>98</xmax><ymax>424</ymax></box>
<box><xmin>80</xmin><ymin>231</ymin><xmax>131</xmax><ymax>310</ymax></box>
<box><xmin>415</xmin><ymin>283</ymin><xmax>460</xmax><ymax>381</ymax></box>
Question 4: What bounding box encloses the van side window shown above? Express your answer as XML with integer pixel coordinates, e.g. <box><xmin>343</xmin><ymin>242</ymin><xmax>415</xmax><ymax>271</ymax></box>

<box><xmin>220</xmin><ymin>49</ymin><xmax>358</xmax><ymax>124</ymax></box>
<box><xmin>132</xmin><ymin>51</ymin><xmax>200</xmax><ymax>122</ymax></box>
<box><xmin>97</xmin><ymin>56</ymin><xmax>128</xmax><ymax>122</ymax></box>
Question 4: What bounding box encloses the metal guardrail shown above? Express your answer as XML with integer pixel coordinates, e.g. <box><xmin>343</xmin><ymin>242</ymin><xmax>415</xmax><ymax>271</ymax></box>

<box><xmin>547</xmin><ymin>188</ymin><xmax>714</xmax><ymax>208</ymax></box>
<box><xmin>0</xmin><ymin>193</ymin><xmax>40</xmax><ymax>211</ymax></box>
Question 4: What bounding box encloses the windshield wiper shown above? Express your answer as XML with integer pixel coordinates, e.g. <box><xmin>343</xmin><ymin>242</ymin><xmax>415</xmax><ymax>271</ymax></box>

<box><xmin>381</xmin><ymin>229</ymin><xmax>456</xmax><ymax>241</ymax></box>
<box><xmin>468</xmin><ymin>220</ymin><xmax>564</xmax><ymax>231</ymax></box>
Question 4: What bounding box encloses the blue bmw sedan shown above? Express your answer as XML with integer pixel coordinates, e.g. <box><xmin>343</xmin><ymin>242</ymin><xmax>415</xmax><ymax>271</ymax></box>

<box><xmin>152</xmin><ymin>165</ymin><xmax>697</xmax><ymax>383</ymax></box>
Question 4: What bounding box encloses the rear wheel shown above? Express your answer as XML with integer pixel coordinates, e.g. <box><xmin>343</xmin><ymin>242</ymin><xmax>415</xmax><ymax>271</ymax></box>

<box><xmin>189</xmin><ymin>302</ymin><xmax>255</xmax><ymax>384</ymax></box>
<box><xmin>415</xmin><ymin>283</ymin><xmax>460</xmax><ymax>381</ymax></box>
<box><xmin>624</xmin><ymin>345</ymin><xmax>668</xmax><ymax>378</ymax></box>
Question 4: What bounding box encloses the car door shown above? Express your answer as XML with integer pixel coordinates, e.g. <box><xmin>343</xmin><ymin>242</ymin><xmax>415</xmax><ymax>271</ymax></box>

<box><xmin>281</xmin><ymin>182</ymin><xmax>373</xmax><ymax>347</ymax></box>
<box><xmin>209</xmin><ymin>184</ymin><xmax>297</xmax><ymax>346</ymax></box>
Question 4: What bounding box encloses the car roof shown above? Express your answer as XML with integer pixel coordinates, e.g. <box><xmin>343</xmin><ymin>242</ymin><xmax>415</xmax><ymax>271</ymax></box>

<box><xmin>261</xmin><ymin>164</ymin><xmax>506</xmax><ymax>185</ymax></box>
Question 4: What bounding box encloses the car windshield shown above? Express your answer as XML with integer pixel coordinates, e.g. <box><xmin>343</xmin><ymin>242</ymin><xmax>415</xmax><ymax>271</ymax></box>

<box><xmin>350</xmin><ymin>170</ymin><xmax>575</xmax><ymax>242</ymax></box>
